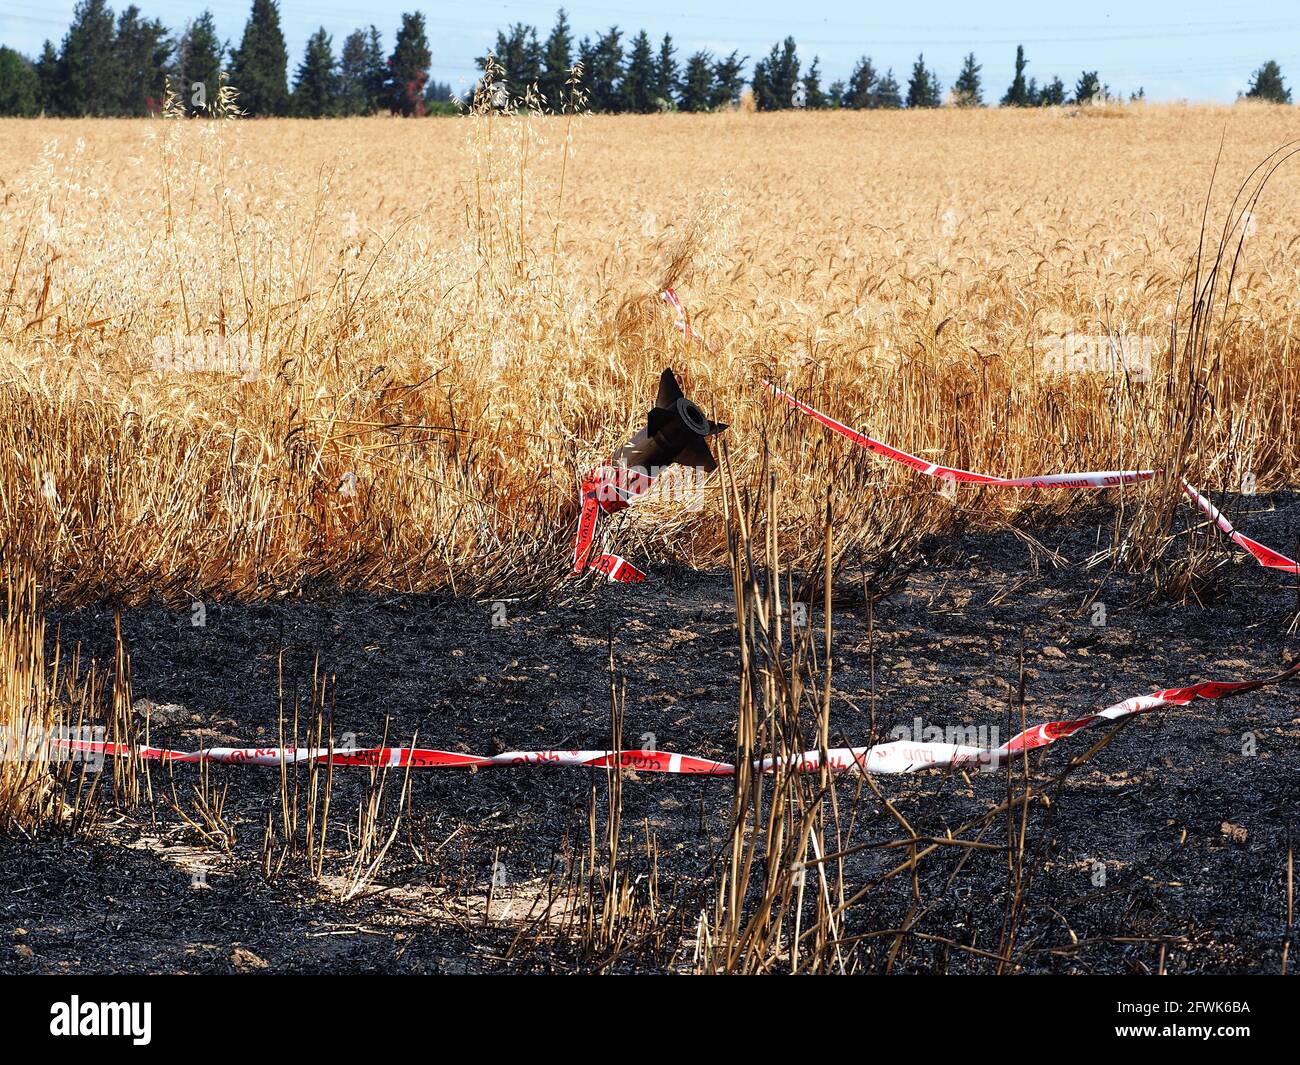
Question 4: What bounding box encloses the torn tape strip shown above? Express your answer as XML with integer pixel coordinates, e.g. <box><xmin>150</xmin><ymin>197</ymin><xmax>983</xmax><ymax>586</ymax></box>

<box><xmin>1180</xmin><ymin>480</ymin><xmax>1300</xmax><ymax>573</ymax></box>
<box><xmin>661</xmin><ymin>288</ymin><xmax>696</xmax><ymax>342</ymax></box>
<box><xmin>767</xmin><ymin>381</ymin><xmax>1298</xmax><ymax>570</ymax></box>
<box><xmin>47</xmin><ymin>663</ymin><xmax>1298</xmax><ymax>776</ymax></box>
<box><xmin>572</xmin><ymin>467</ymin><xmax>648</xmax><ymax>584</ymax></box>
<box><xmin>834</xmin><ymin>659</ymin><xmax>1300</xmax><ymax>774</ymax></box>
<box><xmin>765</xmin><ymin>381</ymin><xmax>1157</xmax><ymax>488</ymax></box>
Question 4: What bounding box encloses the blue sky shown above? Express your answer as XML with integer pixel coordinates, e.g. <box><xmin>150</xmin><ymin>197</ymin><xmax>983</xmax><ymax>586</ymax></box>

<box><xmin>2</xmin><ymin>0</ymin><xmax>1298</xmax><ymax>102</ymax></box>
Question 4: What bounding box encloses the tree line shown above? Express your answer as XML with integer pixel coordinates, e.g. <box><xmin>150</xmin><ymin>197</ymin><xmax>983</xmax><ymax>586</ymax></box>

<box><xmin>0</xmin><ymin>0</ymin><xmax>450</xmax><ymax>118</ymax></box>
<box><xmin>0</xmin><ymin>3</ymin><xmax>1293</xmax><ymax>118</ymax></box>
<box><xmin>481</xmin><ymin>17</ymin><xmax>1290</xmax><ymax>111</ymax></box>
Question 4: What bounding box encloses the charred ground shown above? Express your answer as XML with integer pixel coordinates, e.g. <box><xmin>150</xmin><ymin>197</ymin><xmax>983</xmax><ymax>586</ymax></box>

<box><xmin>3</xmin><ymin>495</ymin><xmax>1298</xmax><ymax>974</ymax></box>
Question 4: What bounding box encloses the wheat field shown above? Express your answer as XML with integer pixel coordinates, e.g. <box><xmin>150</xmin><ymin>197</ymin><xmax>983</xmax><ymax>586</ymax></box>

<box><xmin>3</xmin><ymin>101</ymin><xmax>1300</xmax><ymax>974</ymax></box>
<box><xmin>1</xmin><ymin>103</ymin><xmax>1298</xmax><ymax>606</ymax></box>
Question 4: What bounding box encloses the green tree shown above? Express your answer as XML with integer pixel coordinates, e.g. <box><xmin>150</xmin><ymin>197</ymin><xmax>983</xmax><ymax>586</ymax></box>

<box><xmin>293</xmin><ymin>27</ymin><xmax>337</xmax><ymax>117</ymax></box>
<box><xmin>175</xmin><ymin>12</ymin><xmax>224</xmax><ymax>116</ymax></box>
<box><xmin>1245</xmin><ymin>60</ymin><xmax>1291</xmax><ymax>103</ymax></box>
<box><xmin>57</xmin><ymin>0</ymin><xmax>119</xmax><ymax>116</ymax></box>
<box><xmin>423</xmin><ymin>77</ymin><xmax>455</xmax><ymax>113</ymax></box>
<box><xmin>35</xmin><ymin>41</ymin><xmax>60</xmax><ymax>113</ymax></box>
<box><xmin>338</xmin><ymin>29</ymin><xmax>373</xmax><ymax>115</ymax></box>
<box><xmin>827</xmin><ymin>80</ymin><xmax>844</xmax><ymax>107</ymax></box>
<box><xmin>752</xmin><ymin>37</ymin><xmax>799</xmax><ymax>111</ymax></box>
<box><xmin>231</xmin><ymin>0</ymin><xmax>289</xmax><ymax>115</ymax></box>
<box><xmin>622</xmin><ymin>29</ymin><xmax>655</xmax><ymax>112</ymax></box>
<box><xmin>905</xmin><ymin>54</ymin><xmax>941</xmax><ymax>108</ymax></box>
<box><xmin>710</xmin><ymin>50</ymin><xmax>746</xmax><ymax>108</ymax></box>
<box><xmin>0</xmin><ymin>47</ymin><xmax>40</xmax><ymax>116</ymax></box>
<box><xmin>579</xmin><ymin>27</ymin><xmax>624</xmax><ymax>112</ymax></box>
<box><xmin>539</xmin><ymin>8</ymin><xmax>573</xmax><ymax>110</ymax></box>
<box><xmin>1038</xmin><ymin>76</ymin><xmax>1066</xmax><ymax>106</ymax></box>
<box><xmin>653</xmin><ymin>33</ymin><xmax>677</xmax><ymax>109</ymax></box>
<box><xmin>953</xmin><ymin>52</ymin><xmax>982</xmax><ymax>106</ymax></box>
<box><xmin>479</xmin><ymin>23</ymin><xmax>542</xmax><ymax>105</ymax></box>
<box><xmin>1074</xmin><ymin>70</ymin><xmax>1101</xmax><ymax>104</ymax></box>
<box><xmin>844</xmin><ymin>56</ymin><xmax>877</xmax><ymax>108</ymax></box>
<box><xmin>363</xmin><ymin>27</ymin><xmax>386</xmax><ymax>112</ymax></box>
<box><xmin>678</xmin><ymin>50</ymin><xmax>712</xmax><ymax>112</ymax></box>
<box><xmin>1001</xmin><ymin>44</ymin><xmax>1031</xmax><ymax>106</ymax></box>
<box><xmin>875</xmin><ymin>68</ymin><xmax>902</xmax><ymax>109</ymax></box>
<box><xmin>750</xmin><ymin>60</ymin><xmax>769</xmax><ymax>109</ymax></box>
<box><xmin>387</xmin><ymin>11</ymin><xmax>431</xmax><ymax>116</ymax></box>
<box><xmin>113</xmin><ymin>6</ymin><xmax>170</xmax><ymax>115</ymax></box>
<box><xmin>801</xmin><ymin>56</ymin><xmax>826</xmax><ymax>109</ymax></box>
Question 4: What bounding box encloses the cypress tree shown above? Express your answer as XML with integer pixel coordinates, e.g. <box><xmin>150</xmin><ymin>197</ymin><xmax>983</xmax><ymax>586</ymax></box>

<box><xmin>1074</xmin><ymin>71</ymin><xmax>1101</xmax><ymax>104</ymax></box>
<box><xmin>678</xmin><ymin>50</ymin><xmax>712</xmax><ymax>112</ymax></box>
<box><xmin>710</xmin><ymin>51</ymin><xmax>746</xmax><ymax>109</ymax></box>
<box><xmin>953</xmin><ymin>52</ymin><xmax>982</xmax><ymax>106</ymax></box>
<box><xmin>480</xmin><ymin>23</ymin><xmax>542</xmax><ymax>105</ymax></box>
<box><xmin>802</xmin><ymin>56</ymin><xmax>826</xmax><ymax>109</ymax></box>
<box><xmin>338</xmin><ymin>30</ymin><xmax>370</xmax><ymax>115</ymax></box>
<box><xmin>231</xmin><ymin>0</ymin><xmax>290</xmax><ymax>116</ymax></box>
<box><xmin>387</xmin><ymin>12</ymin><xmax>431</xmax><ymax>116</ymax></box>
<box><xmin>35</xmin><ymin>41</ymin><xmax>60</xmax><ymax>113</ymax></box>
<box><xmin>751</xmin><ymin>38</ymin><xmax>799</xmax><ymax>111</ymax></box>
<box><xmin>1001</xmin><ymin>45</ymin><xmax>1031</xmax><ymax>106</ymax></box>
<box><xmin>293</xmin><ymin>27</ymin><xmax>338</xmax><ymax>117</ymax></box>
<box><xmin>113</xmin><ymin>6</ymin><xmax>171</xmax><ymax>115</ymax></box>
<box><xmin>875</xmin><ymin>69</ymin><xmax>902</xmax><ymax>109</ymax></box>
<box><xmin>653</xmin><ymin>34</ymin><xmax>677</xmax><ymax>109</ymax></box>
<box><xmin>363</xmin><ymin>27</ymin><xmax>386</xmax><ymax>113</ymax></box>
<box><xmin>57</xmin><ymin>0</ymin><xmax>119</xmax><ymax>116</ymax></box>
<box><xmin>750</xmin><ymin>58</ymin><xmax>770</xmax><ymax>110</ymax></box>
<box><xmin>175</xmin><ymin>12</ymin><xmax>223</xmax><ymax>116</ymax></box>
<box><xmin>622</xmin><ymin>30</ymin><xmax>655</xmax><ymax>112</ymax></box>
<box><xmin>583</xmin><ymin>27</ymin><xmax>624</xmax><ymax>112</ymax></box>
<box><xmin>845</xmin><ymin>56</ymin><xmax>877</xmax><ymax>109</ymax></box>
<box><xmin>906</xmin><ymin>53</ymin><xmax>941</xmax><ymax>108</ymax></box>
<box><xmin>540</xmin><ymin>9</ymin><xmax>573</xmax><ymax>110</ymax></box>
<box><xmin>1038</xmin><ymin>76</ymin><xmax>1066</xmax><ymax>106</ymax></box>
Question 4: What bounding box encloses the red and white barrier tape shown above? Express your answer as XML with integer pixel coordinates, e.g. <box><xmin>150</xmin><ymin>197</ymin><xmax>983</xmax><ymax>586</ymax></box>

<box><xmin>662</xmin><ymin>288</ymin><xmax>697</xmax><ymax>342</ymax></box>
<box><xmin>765</xmin><ymin>381</ymin><xmax>1157</xmax><ymax>489</ymax></box>
<box><xmin>766</xmin><ymin>380</ymin><xmax>1298</xmax><ymax>571</ymax></box>
<box><xmin>836</xmin><ymin>659</ymin><xmax>1300</xmax><ymax>773</ymax></box>
<box><xmin>46</xmin><ymin>661</ymin><xmax>1299</xmax><ymax>776</ymax></box>
<box><xmin>572</xmin><ymin>466</ymin><xmax>648</xmax><ymax>584</ymax></box>
<box><xmin>1180</xmin><ymin>480</ymin><xmax>1300</xmax><ymax>573</ymax></box>
<box><xmin>50</xmin><ymin>738</ymin><xmax>731</xmax><ymax>774</ymax></box>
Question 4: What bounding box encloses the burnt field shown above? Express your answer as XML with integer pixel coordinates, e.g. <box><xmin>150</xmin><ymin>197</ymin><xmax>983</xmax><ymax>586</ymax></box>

<box><xmin>3</xmin><ymin>494</ymin><xmax>1297</xmax><ymax>974</ymax></box>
